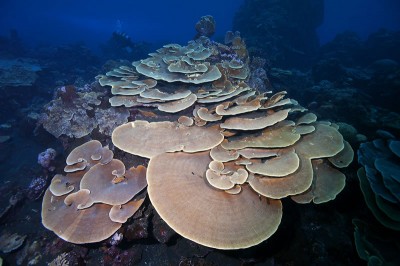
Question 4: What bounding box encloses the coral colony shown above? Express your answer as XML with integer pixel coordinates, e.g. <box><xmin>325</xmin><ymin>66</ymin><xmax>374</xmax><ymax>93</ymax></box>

<box><xmin>40</xmin><ymin>17</ymin><xmax>353</xmax><ymax>250</ymax></box>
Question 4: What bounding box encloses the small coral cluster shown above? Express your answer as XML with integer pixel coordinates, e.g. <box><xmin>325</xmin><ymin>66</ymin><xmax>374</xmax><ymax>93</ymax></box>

<box><xmin>39</xmin><ymin>85</ymin><xmax>129</xmax><ymax>138</ymax></box>
<box><xmin>27</xmin><ymin>176</ymin><xmax>47</xmax><ymax>200</ymax></box>
<box><xmin>37</xmin><ymin>148</ymin><xmax>56</xmax><ymax>170</ymax></box>
<box><xmin>41</xmin><ymin>140</ymin><xmax>147</xmax><ymax>244</ymax></box>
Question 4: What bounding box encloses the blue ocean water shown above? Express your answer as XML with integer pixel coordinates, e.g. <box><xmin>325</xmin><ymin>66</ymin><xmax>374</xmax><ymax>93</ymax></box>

<box><xmin>0</xmin><ymin>0</ymin><xmax>399</xmax><ymax>265</ymax></box>
<box><xmin>1</xmin><ymin>0</ymin><xmax>399</xmax><ymax>49</ymax></box>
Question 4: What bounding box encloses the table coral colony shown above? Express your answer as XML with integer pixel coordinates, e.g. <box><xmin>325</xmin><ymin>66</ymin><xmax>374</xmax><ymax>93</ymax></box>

<box><xmin>41</xmin><ymin>20</ymin><xmax>354</xmax><ymax>250</ymax></box>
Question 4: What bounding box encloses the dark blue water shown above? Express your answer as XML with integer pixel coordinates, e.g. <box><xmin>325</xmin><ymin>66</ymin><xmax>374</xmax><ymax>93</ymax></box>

<box><xmin>1</xmin><ymin>0</ymin><xmax>399</xmax><ymax>49</ymax></box>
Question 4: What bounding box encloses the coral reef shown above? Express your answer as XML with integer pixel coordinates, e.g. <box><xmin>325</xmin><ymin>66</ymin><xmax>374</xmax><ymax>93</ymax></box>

<box><xmin>9</xmin><ymin>16</ymin><xmax>394</xmax><ymax>265</ymax></box>
<box><xmin>98</xmin><ymin>33</ymin><xmax>353</xmax><ymax>249</ymax></box>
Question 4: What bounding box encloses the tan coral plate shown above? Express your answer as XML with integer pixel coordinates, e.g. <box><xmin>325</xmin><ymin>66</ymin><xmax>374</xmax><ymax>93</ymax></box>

<box><xmin>147</xmin><ymin>151</ymin><xmax>282</xmax><ymax>249</ymax></box>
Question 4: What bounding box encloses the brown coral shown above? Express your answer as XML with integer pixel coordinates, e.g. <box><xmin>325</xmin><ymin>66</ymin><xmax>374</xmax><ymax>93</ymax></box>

<box><xmin>147</xmin><ymin>151</ymin><xmax>282</xmax><ymax>249</ymax></box>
